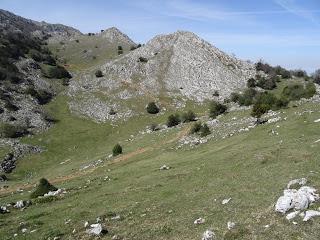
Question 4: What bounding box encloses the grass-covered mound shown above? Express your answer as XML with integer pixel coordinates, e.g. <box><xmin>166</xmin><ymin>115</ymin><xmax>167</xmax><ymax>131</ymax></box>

<box><xmin>30</xmin><ymin>178</ymin><xmax>57</xmax><ymax>199</ymax></box>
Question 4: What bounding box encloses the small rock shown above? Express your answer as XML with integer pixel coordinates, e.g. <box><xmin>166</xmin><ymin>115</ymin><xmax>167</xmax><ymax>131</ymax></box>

<box><xmin>84</xmin><ymin>221</ymin><xmax>89</xmax><ymax>227</ymax></box>
<box><xmin>14</xmin><ymin>200</ymin><xmax>25</xmax><ymax>209</ymax></box>
<box><xmin>227</xmin><ymin>221</ymin><xmax>235</xmax><ymax>230</ymax></box>
<box><xmin>160</xmin><ymin>165</ymin><xmax>170</xmax><ymax>170</ymax></box>
<box><xmin>86</xmin><ymin>223</ymin><xmax>107</xmax><ymax>236</ymax></box>
<box><xmin>21</xmin><ymin>228</ymin><xmax>27</xmax><ymax>233</ymax></box>
<box><xmin>65</xmin><ymin>219</ymin><xmax>71</xmax><ymax>224</ymax></box>
<box><xmin>72</xmin><ymin>228</ymin><xmax>76</xmax><ymax>234</ymax></box>
<box><xmin>222</xmin><ymin>198</ymin><xmax>231</xmax><ymax>205</ymax></box>
<box><xmin>286</xmin><ymin>211</ymin><xmax>300</xmax><ymax>220</ymax></box>
<box><xmin>194</xmin><ymin>217</ymin><xmax>205</xmax><ymax>225</ymax></box>
<box><xmin>111</xmin><ymin>215</ymin><xmax>121</xmax><ymax>221</ymax></box>
<box><xmin>314</xmin><ymin>119</ymin><xmax>320</xmax><ymax>123</ymax></box>
<box><xmin>202</xmin><ymin>229</ymin><xmax>215</xmax><ymax>240</ymax></box>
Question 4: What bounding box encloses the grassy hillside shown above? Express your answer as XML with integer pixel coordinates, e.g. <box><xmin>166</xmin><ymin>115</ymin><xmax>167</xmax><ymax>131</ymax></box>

<box><xmin>1</xmin><ymin>89</ymin><xmax>320</xmax><ymax>239</ymax></box>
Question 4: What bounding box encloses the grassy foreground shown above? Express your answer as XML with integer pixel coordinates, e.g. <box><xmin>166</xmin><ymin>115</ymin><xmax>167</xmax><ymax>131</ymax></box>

<box><xmin>0</xmin><ymin>94</ymin><xmax>320</xmax><ymax>239</ymax></box>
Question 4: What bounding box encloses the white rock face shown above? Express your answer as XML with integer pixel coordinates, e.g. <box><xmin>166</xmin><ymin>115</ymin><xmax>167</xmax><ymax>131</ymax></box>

<box><xmin>99</xmin><ymin>27</ymin><xmax>135</xmax><ymax>46</ymax></box>
<box><xmin>275</xmin><ymin>186</ymin><xmax>319</xmax><ymax>213</ymax></box>
<box><xmin>101</xmin><ymin>31</ymin><xmax>255</xmax><ymax>102</ymax></box>
<box><xmin>202</xmin><ymin>229</ymin><xmax>215</xmax><ymax>240</ymax></box>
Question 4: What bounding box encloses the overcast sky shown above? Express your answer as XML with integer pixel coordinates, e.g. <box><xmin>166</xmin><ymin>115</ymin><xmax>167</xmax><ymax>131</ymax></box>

<box><xmin>1</xmin><ymin>0</ymin><xmax>319</xmax><ymax>73</ymax></box>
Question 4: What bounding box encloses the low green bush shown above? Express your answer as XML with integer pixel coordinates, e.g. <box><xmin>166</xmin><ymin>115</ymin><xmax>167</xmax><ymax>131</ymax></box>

<box><xmin>95</xmin><ymin>70</ymin><xmax>103</xmax><ymax>78</ymax></box>
<box><xmin>209</xmin><ymin>101</ymin><xmax>227</xmax><ymax>118</ymax></box>
<box><xmin>167</xmin><ymin>114</ymin><xmax>180</xmax><ymax>127</ymax></box>
<box><xmin>181</xmin><ymin>110</ymin><xmax>196</xmax><ymax>122</ymax></box>
<box><xmin>0</xmin><ymin>123</ymin><xmax>28</xmax><ymax>138</ymax></box>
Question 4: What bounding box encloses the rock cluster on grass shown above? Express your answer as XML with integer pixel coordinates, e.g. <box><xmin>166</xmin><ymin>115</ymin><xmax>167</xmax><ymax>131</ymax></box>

<box><xmin>202</xmin><ymin>229</ymin><xmax>215</xmax><ymax>240</ymax></box>
<box><xmin>275</xmin><ymin>178</ymin><xmax>320</xmax><ymax>222</ymax></box>
<box><xmin>0</xmin><ymin>138</ymin><xmax>42</xmax><ymax>173</ymax></box>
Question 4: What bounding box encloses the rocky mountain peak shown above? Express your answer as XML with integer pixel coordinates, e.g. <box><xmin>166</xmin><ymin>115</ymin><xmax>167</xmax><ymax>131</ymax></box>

<box><xmin>99</xmin><ymin>27</ymin><xmax>135</xmax><ymax>45</ymax></box>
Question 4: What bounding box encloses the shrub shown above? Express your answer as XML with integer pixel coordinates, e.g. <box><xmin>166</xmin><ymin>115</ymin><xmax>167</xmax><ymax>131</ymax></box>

<box><xmin>282</xmin><ymin>83</ymin><xmax>316</xmax><ymax>101</ymax></box>
<box><xmin>213</xmin><ymin>90</ymin><xmax>219</xmax><ymax>97</ymax></box>
<box><xmin>138</xmin><ymin>57</ymin><xmax>148</xmax><ymax>63</ymax></box>
<box><xmin>0</xmin><ymin>123</ymin><xmax>28</xmax><ymax>138</ymax></box>
<box><xmin>314</xmin><ymin>75</ymin><xmax>320</xmax><ymax>85</ymax></box>
<box><xmin>200</xmin><ymin>123</ymin><xmax>211</xmax><ymax>137</ymax></box>
<box><xmin>256</xmin><ymin>76</ymin><xmax>276</xmax><ymax>90</ymax></box>
<box><xmin>251</xmin><ymin>103</ymin><xmax>269</xmax><ymax>118</ymax></box>
<box><xmin>167</xmin><ymin>114</ymin><xmax>180</xmax><ymax>127</ymax></box>
<box><xmin>95</xmin><ymin>70</ymin><xmax>103</xmax><ymax>78</ymax></box>
<box><xmin>292</xmin><ymin>69</ymin><xmax>307</xmax><ymax>78</ymax></box>
<box><xmin>112</xmin><ymin>144</ymin><xmax>122</xmax><ymax>156</ymax></box>
<box><xmin>42</xmin><ymin>65</ymin><xmax>71</xmax><ymax>79</ymax></box>
<box><xmin>247</xmin><ymin>78</ymin><xmax>256</xmax><ymax>88</ymax></box>
<box><xmin>146</xmin><ymin>102</ymin><xmax>160</xmax><ymax>114</ymax></box>
<box><xmin>4</xmin><ymin>101</ymin><xmax>19</xmax><ymax>111</ymax></box>
<box><xmin>209</xmin><ymin>101</ymin><xmax>227</xmax><ymax>118</ymax></box>
<box><xmin>118</xmin><ymin>46</ymin><xmax>123</xmax><ymax>55</ymax></box>
<box><xmin>190</xmin><ymin>122</ymin><xmax>202</xmax><ymax>134</ymax></box>
<box><xmin>30</xmin><ymin>178</ymin><xmax>58</xmax><ymax>199</ymax></box>
<box><xmin>238</xmin><ymin>89</ymin><xmax>257</xmax><ymax>106</ymax></box>
<box><xmin>26</xmin><ymin>87</ymin><xmax>52</xmax><ymax>105</ymax></box>
<box><xmin>181</xmin><ymin>110</ymin><xmax>196</xmax><ymax>123</ymax></box>
<box><xmin>230</xmin><ymin>92</ymin><xmax>240</xmax><ymax>103</ymax></box>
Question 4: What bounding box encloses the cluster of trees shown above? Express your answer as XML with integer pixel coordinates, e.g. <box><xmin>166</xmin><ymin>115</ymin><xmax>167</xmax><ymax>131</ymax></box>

<box><xmin>256</xmin><ymin>61</ymin><xmax>291</xmax><ymax>79</ymax></box>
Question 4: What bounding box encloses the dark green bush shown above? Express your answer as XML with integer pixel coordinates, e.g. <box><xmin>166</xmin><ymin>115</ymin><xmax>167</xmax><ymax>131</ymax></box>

<box><xmin>251</xmin><ymin>103</ymin><xmax>269</xmax><ymax>118</ymax></box>
<box><xmin>42</xmin><ymin>65</ymin><xmax>71</xmax><ymax>79</ymax></box>
<box><xmin>0</xmin><ymin>123</ymin><xmax>28</xmax><ymax>138</ymax></box>
<box><xmin>247</xmin><ymin>78</ymin><xmax>256</xmax><ymax>88</ymax></box>
<box><xmin>167</xmin><ymin>114</ymin><xmax>181</xmax><ymax>127</ymax></box>
<box><xmin>190</xmin><ymin>122</ymin><xmax>202</xmax><ymax>134</ymax></box>
<box><xmin>138</xmin><ymin>57</ymin><xmax>148</xmax><ymax>63</ymax></box>
<box><xmin>256</xmin><ymin>76</ymin><xmax>276</xmax><ymax>90</ymax></box>
<box><xmin>112</xmin><ymin>144</ymin><xmax>123</xmax><ymax>156</ymax></box>
<box><xmin>30</xmin><ymin>178</ymin><xmax>58</xmax><ymax>199</ymax></box>
<box><xmin>209</xmin><ymin>101</ymin><xmax>227</xmax><ymax>118</ymax></box>
<box><xmin>146</xmin><ymin>102</ymin><xmax>160</xmax><ymax>114</ymax></box>
<box><xmin>238</xmin><ymin>89</ymin><xmax>257</xmax><ymax>106</ymax></box>
<box><xmin>181</xmin><ymin>110</ymin><xmax>196</xmax><ymax>122</ymax></box>
<box><xmin>95</xmin><ymin>70</ymin><xmax>103</xmax><ymax>78</ymax></box>
<box><xmin>118</xmin><ymin>46</ymin><xmax>123</xmax><ymax>55</ymax></box>
<box><xmin>26</xmin><ymin>87</ymin><xmax>52</xmax><ymax>105</ymax></box>
<box><xmin>200</xmin><ymin>123</ymin><xmax>211</xmax><ymax>137</ymax></box>
<box><xmin>282</xmin><ymin>83</ymin><xmax>316</xmax><ymax>101</ymax></box>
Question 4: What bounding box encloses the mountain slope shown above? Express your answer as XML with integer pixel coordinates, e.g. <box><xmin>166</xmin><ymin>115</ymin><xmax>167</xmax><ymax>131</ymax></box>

<box><xmin>68</xmin><ymin>31</ymin><xmax>256</xmax><ymax>122</ymax></box>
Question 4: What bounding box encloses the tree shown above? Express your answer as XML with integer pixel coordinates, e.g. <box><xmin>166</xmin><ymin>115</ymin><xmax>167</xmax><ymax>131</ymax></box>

<box><xmin>167</xmin><ymin>114</ymin><xmax>180</xmax><ymax>127</ymax></box>
<box><xmin>95</xmin><ymin>70</ymin><xmax>103</xmax><ymax>78</ymax></box>
<box><xmin>30</xmin><ymin>178</ymin><xmax>57</xmax><ymax>198</ymax></box>
<box><xmin>112</xmin><ymin>144</ymin><xmax>122</xmax><ymax>156</ymax></box>
<box><xmin>209</xmin><ymin>101</ymin><xmax>227</xmax><ymax>118</ymax></box>
<box><xmin>146</xmin><ymin>102</ymin><xmax>160</xmax><ymax>114</ymax></box>
<box><xmin>251</xmin><ymin>103</ymin><xmax>269</xmax><ymax>119</ymax></box>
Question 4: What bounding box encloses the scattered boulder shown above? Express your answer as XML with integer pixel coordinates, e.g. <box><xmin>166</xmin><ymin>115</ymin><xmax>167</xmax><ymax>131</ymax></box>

<box><xmin>14</xmin><ymin>200</ymin><xmax>25</xmax><ymax>209</ymax></box>
<box><xmin>0</xmin><ymin>206</ymin><xmax>10</xmax><ymax>214</ymax></box>
<box><xmin>275</xmin><ymin>186</ymin><xmax>319</xmax><ymax>213</ymax></box>
<box><xmin>194</xmin><ymin>217</ymin><xmax>205</xmax><ymax>225</ymax></box>
<box><xmin>160</xmin><ymin>165</ymin><xmax>170</xmax><ymax>170</ymax></box>
<box><xmin>43</xmin><ymin>188</ymin><xmax>66</xmax><ymax>197</ymax></box>
<box><xmin>303</xmin><ymin>210</ymin><xmax>320</xmax><ymax>221</ymax></box>
<box><xmin>227</xmin><ymin>221</ymin><xmax>236</xmax><ymax>230</ymax></box>
<box><xmin>222</xmin><ymin>198</ymin><xmax>232</xmax><ymax>205</ymax></box>
<box><xmin>286</xmin><ymin>211</ymin><xmax>300</xmax><ymax>220</ymax></box>
<box><xmin>287</xmin><ymin>178</ymin><xmax>307</xmax><ymax>189</ymax></box>
<box><xmin>86</xmin><ymin>223</ymin><xmax>108</xmax><ymax>236</ymax></box>
<box><xmin>202</xmin><ymin>229</ymin><xmax>215</xmax><ymax>240</ymax></box>
<box><xmin>314</xmin><ymin>119</ymin><xmax>320</xmax><ymax>123</ymax></box>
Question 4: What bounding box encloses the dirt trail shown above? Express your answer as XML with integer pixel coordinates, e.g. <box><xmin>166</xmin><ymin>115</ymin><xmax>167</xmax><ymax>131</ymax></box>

<box><xmin>0</xmin><ymin>125</ymin><xmax>190</xmax><ymax>196</ymax></box>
